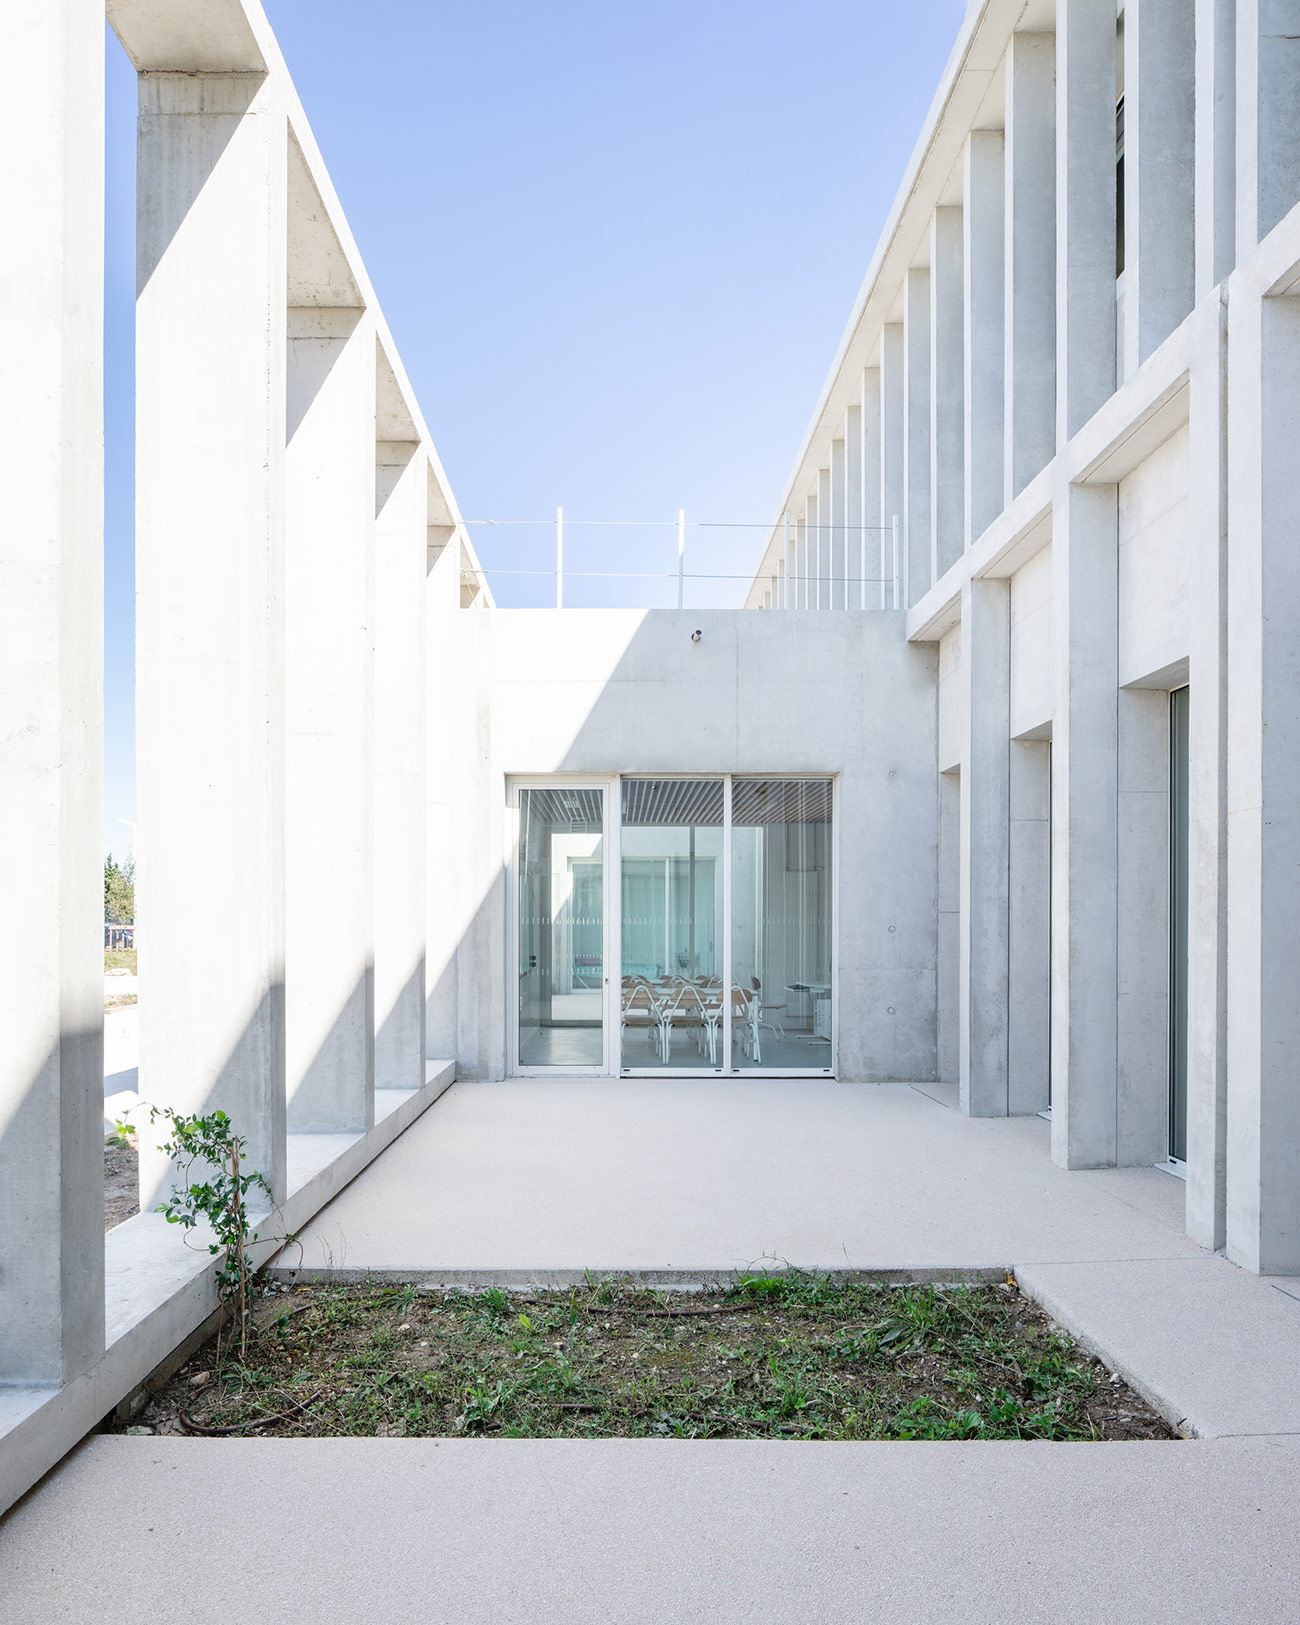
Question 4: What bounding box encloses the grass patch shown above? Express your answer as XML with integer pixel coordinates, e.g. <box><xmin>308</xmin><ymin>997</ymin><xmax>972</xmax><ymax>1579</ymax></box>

<box><xmin>118</xmin><ymin>1274</ymin><xmax>1176</xmax><ymax>1442</ymax></box>
<box><xmin>105</xmin><ymin>949</ymin><xmax>137</xmax><ymax>974</ymax></box>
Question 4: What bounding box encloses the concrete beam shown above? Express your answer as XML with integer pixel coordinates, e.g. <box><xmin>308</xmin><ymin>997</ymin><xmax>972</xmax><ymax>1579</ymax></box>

<box><xmin>958</xmin><ymin>579</ymin><xmax>1011</xmax><ymax>1116</ymax></box>
<box><xmin>285</xmin><ymin>307</ymin><xmax>375</xmax><ymax>1134</ymax></box>
<box><xmin>1235</xmin><ymin>0</ymin><xmax>1300</xmax><ymax>260</ymax></box>
<box><xmin>0</xmin><ymin>0</ymin><xmax>105</xmax><ymax>1386</ymax></box>
<box><xmin>1195</xmin><ymin>0</ymin><xmax>1237</xmax><ymax>298</ymax></box>
<box><xmin>860</xmin><ymin>370</ymin><xmax>882</xmax><ymax>609</ymax></box>
<box><xmin>1056</xmin><ymin>0</ymin><xmax>1117</xmax><ymax>442</ymax></box>
<box><xmin>1225</xmin><ymin>288</ymin><xmax>1300</xmax><ymax>1273</ymax></box>
<box><xmin>375</xmin><ymin>419</ymin><xmax>428</xmax><ymax>1091</ymax></box>
<box><xmin>964</xmin><ymin>131</ymin><xmax>1005</xmax><ymax>551</ymax></box>
<box><xmin>1185</xmin><ymin>299</ymin><xmax>1230</xmax><ymax>1252</ymax></box>
<box><xmin>903</xmin><ymin>268</ymin><xmax>932</xmax><ymax>606</ymax></box>
<box><xmin>930</xmin><ymin>206</ymin><xmax>965</xmax><ymax>581</ymax></box>
<box><xmin>135</xmin><ymin>72</ymin><xmax>288</xmax><ymax>1208</ymax></box>
<box><xmin>1004</xmin><ymin>32</ymin><xmax>1057</xmax><ymax>502</ymax></box>
<box><xmin>1050</xmin><ymin>479</ymin><xmax>1119</xmax><ymax>1169</ymax></box>
<box><xmin>1123</xmin><ymin>0</ymin><xmax>1195</xmax><ymax>370</ymax></box>
<box><xmin>880</xmin><ymin>326</ymin><xmax>905</xmax><ymax>609</ymax></box>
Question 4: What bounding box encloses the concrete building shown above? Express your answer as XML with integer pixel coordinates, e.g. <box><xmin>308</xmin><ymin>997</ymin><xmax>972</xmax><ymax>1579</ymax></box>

<box><xmin>5</xmin><ymin>0</ymin><xmax>1300</xmax><ymax>1524</ymax></box>
<box><xmin>745</xmin><ymin>0</ymin><xmax>1300</xmax><ymax>1287</ymax></box>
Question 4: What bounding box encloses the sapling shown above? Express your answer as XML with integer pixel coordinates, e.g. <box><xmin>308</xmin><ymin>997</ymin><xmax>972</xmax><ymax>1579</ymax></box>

<box><xmin>147</xmin><ymin>1106</ymin><xmax>275</xmax><ymax>1360</ymax></box>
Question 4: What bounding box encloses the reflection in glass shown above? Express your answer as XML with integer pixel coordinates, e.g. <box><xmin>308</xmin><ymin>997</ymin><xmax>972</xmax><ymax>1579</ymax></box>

<box><xmin>730</xmin><ymin>778</ymin><xmax>833</xmax><ymax>1070</ymax></box>
<box><xmin>619</xmin><ymin>779</ymin><xmax>723</xmax><ymax>1070</ymax></box>
<box><xmin>517</xmin><ymin>786</ymin><xmax>604</xmax><ymax>1068</ymax></box>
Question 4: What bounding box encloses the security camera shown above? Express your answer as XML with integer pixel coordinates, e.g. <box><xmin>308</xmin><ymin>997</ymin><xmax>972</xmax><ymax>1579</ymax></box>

<box><xmin>691</xmin><ymin>629</ymin><xmax>702</xmax><ymax>643</ymax></box>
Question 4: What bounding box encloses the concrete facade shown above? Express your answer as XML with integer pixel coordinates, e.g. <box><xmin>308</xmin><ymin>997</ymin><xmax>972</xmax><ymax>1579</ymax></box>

<box><xmin>745</xmin><ymin>0</ymin><xmax>1300</xmax><ymax>1279</ymax></box>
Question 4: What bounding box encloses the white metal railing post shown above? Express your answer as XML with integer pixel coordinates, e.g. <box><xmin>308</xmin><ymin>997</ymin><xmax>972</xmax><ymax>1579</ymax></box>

<box><xmin>556</xmin><ymin>506</ymin><xmax>563</xmax><ymax>608</ymax></box>
<box><xmin>783</xmin><ymin>511</ymin><xmax>791</xmax><ymax>609</ymax></box>
<box><xmin>677</xmin><ymin>508</ymin><xmax>686</xmax><ymax>609</ymax></box>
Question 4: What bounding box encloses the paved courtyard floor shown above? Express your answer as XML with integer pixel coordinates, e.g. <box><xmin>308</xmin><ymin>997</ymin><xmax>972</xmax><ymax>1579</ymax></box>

<box><xmin>7</xmin><ymin>1077</ymin><xmax>1300</xmax><ymax>1621</ymax></box>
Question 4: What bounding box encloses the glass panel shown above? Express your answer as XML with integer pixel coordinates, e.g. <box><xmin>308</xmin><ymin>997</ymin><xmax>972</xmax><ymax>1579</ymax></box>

<box><xmin>517</xmin><ymin>786</ymin><xmax>604</xmax><ymax>1069</ymax></box>
<box><xmin>619</xmin><ymin>779</ymin><xmax>723</xmax><ymax>1070</ymax></box>
<box><xmin>730</xmin><ymin>779</ymin><xmax>833</xmax><ymax>1071</ymax></box>
<box><xmin>1169</xmin><ymin>689</ymin><xmax>1189</xmax><ymax>1161</ymax></box>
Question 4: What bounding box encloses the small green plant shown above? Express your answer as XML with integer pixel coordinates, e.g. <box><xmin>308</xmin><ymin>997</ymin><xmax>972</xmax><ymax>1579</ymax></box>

<box><xmin>110</xmin><ymin>1117</ymin><xmax>135</xmax><ymax>1150</ymax></box>
<box><xmin>147</xmin><ymin>1106</ymin><xmax>276</xmax><ymax>1359</ymax></box>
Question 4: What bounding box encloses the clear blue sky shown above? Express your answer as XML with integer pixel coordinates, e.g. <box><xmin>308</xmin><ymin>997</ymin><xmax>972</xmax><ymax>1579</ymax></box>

<box><xmin>103</xmin><ymin>1</ymin><xmax>966</xmax><ymax>858</ymax></box>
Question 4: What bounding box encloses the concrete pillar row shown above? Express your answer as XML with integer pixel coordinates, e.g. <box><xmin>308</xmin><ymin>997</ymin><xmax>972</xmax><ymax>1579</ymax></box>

<box><xmin>1122</xmin><ymin>0</ymin><xmax>1195</xmax><ymax>373</ymax></box>
<box><xmin>0</xmin><ymin>0</ymin><xmax>106</xmax><ymax>1386</ymax></box>
<box><xmin>1235</xmin><ymin>0</ymin><xmax>1300</xmax><ymax>263</ymax></box>
<box><xmin>902</xmin><ymin>267</ymin><xmax>932</xmax><ymax>606</ymax></box>
<box><xmin>963</xmin><ymin>130</ymin><xmax>1005</xmax><ymax>552</ymax></box>
<box><xmin>135</xmin><ymin>71</ymin><xmax>289</xmax><ymax>1210</ymax></box>
<box><xmin>860</xmin><ymin>369</ymin><xmax>882</xmax><ymax>608</ymax></box>
<box><xmin>284</xmin><ymin>308</ymin><xmax>376</xmax><ymax>1134</ymax></box>
<box><xmin>1225</xmin><ymin>288</ymin><xmax>1300</xmax><ymax>1274</ymax></box>
<box><xmin>957</xmin><ymin>578</ymin><xmax>1011</xmax><ymax>1116</ymax></box>
<box><xmin>1055</xmin><ymin>0</ymin><xmax>1117</xmax><ymax>443</ymax></box>
<box><xmin>879</xmin><ymin>327</ymin><xmax>906</xmax><ymax>609</ymax></box>
<box><xmin>1049</xmin><ymin>478</ymin><xmax>1119</xmax><ymax>1170</ymax></box>
<box><xmin>375</xmin><ymin>435</ymin><xmax>429</xmax><ymax>1091</ymax></box>
<box><xmin>1004</xmin><ymin>31</ymin><xmax>1057</xmax><ymax>504</ymax></box>
<box><xmin>930</xmin><ymin>206</ymin><xmax>965</xmax><ymax>584</ymax></box>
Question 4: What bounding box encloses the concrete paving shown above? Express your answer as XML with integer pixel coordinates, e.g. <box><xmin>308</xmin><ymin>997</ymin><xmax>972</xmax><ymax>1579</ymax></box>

<box><xmin>289</xmin><ymin>1078</ymin><xmax>1198</xmax><ymax>1274</ymax></box>
<box><xmin>4</xmin><ymin>1435</ymin><xmax>1299</xmax><ymax>1623</ymax></box>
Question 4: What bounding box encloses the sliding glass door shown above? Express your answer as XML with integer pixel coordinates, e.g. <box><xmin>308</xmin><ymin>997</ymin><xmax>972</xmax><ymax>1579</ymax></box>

<box><xmin>730</xmin><ymin>779</ymin><xmax>833</xmax><ymax>1072</ymax></box>
<box><xmin>512</xmin><ymin>782</ymin><xmax>609</xmax><ymax>1072</ymax></box>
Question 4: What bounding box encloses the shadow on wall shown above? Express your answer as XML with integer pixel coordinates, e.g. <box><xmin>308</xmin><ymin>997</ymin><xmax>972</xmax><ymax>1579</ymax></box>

<box><xmin>426</xmin><ymin>607</ymin><xmax>940</xmax><ymax>1086</ymax></box>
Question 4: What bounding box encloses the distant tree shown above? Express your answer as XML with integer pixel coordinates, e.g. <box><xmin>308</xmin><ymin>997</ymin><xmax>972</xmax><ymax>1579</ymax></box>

<box><xmin>104</xmin><ymin>854</ymin><xmax>135</xmax><ymax>923</ymax></box>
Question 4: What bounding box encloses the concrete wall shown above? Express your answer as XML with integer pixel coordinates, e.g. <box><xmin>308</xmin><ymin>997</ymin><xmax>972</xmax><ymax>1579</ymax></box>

<box><xmin>429</xmin><ymin>609</ymin><xmax>938</xmax><ymax>1084</ymax></box>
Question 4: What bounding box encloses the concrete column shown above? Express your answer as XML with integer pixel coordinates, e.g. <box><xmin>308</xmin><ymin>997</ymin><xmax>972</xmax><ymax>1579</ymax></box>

<box><xmin>958</xmin><ymin>579</ymin><xmax>1011</xmax><ymax>1116</ymax></box>
<box><xmin>845</xmin><ymin>404</ymin><xmax>862</xmax><ymax>609</ymax></box>
<box><xmin>880</xmin><ymin>327</ymin><xmax>905</xmax><ymax>608</ymax></box>
<box><xmin>860</xmin><ymin>369</ymin><xmax>882</xmax><ymax>609</ymax></box>
<box><xmin>819</xmin><ymin>468</ymin><xmax>833</xmax><ymax>609</ymax></box>
<box><xmin>1123</xmin><ymin>0</ymin><xmax>1195</xmax><ymax>371</ymax></box>
<box><xmin>1008</xmin><ymin>740</ymin><xmax>1051</xmax><ymax>1115</ymax></box>
<box><xmin>1116</xmin><ymin>689</ymin><xmax>1170</xmax><ymax>1165</ymax></box>
<box><xmin>829</xmin><ymin>437</ymin><xmax>847</xmax><ymax>610</ymax></box>
<box><xmin>964</xmin><ymin>131</ymin><xmax>1005</xmax><ymax>550</ymax></box>
<box><xmin>0</xmin><ymin>0</ymin><xmax>104</xmax><ymax>1385</ymax></box>
<box><xmin>794</xmin><ymin>514</ymin><xmax>808</xmax><ymax>609</ymax></box>
<box><xmin>1185</xmin><ymin>300</ymin><xmax>1229</xmax><ymax>1251</ymax></box>
<box><xmin>1005</xmin><ymin>32</ymin><xmax>1057</xmax><ymax>502</ymax></box>
<box><xmin>804</xmin><ymin>491</ymin><xmax>820</xmax><ymax>611</ymax></box>
<box><xmin>1056</xmin><ymin>0</ymin><xmax>1117</xmax><ymax>442</ymax></box>
<box><xmin>930</xmin><ymin>207</ymin><xmax>965</xmax><ymax>583</ymax></box>
<box><xmin>1225</xmin><ymin>289</ymin><xmax>1300</xmax><ymax>1273</ymax></box>
<box><xmin>937</xmin><ymin>771</ymin><xmax>961</xmax><ymax>1089</ymax></box>
<box><xmin>903</xmin><ymin>267</ymin><xmax>932</xmax><ymax>605</ymax></box>
<box><xmin>1049</xmin><ymin>479</ymin><xmax>1119</xmax><ymax>1169</ymax></box>
<box><xmin>136</xmin><ymin>73</ymin><xmax>288</xmax><ymax>1209</ymax></box>
<box><xmin>284</xmin><ymin>309</ymin><xmax>375</xmax><ymax>1133</ymax></box>
<box><xmin>1196</xmin><ymin>0</ymin><xmax>1237</xmax><ymax>297</ymax></box>
<box><xmin>374</xmin><ymin>431</ymin><xmax>428</xmax><ymax>1091</ymax></box>
<box><xmin>1236</xmin><ymin>0</ymin><xmax>1300</xmax><ymax>259</ymax></box>
<box><xmin>424</xmin><ymin>509</ymin><xmax>460</xmax><ymax>1060</ymax></box>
